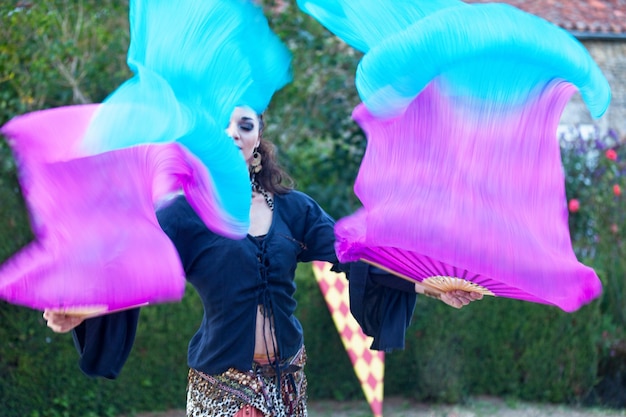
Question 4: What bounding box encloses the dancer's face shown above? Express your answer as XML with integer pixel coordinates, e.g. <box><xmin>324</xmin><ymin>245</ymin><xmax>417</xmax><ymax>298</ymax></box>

<box><xmin>226</xmin><ymin>106</ymin><xmax>261</xmax><ymax>165</ymax></box>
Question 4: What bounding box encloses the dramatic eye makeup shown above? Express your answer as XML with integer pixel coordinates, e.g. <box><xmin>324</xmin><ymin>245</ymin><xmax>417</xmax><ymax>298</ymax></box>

<box><xmin>239</xmin><ymin>117</ymin><xmax>255</xmax><ymax>132</ymax></box>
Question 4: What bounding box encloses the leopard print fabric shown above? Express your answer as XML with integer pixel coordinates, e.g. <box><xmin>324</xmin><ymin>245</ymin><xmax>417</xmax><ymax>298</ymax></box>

<box><xmin>186</xmin><ymin>347</ymin><xmax>308</xmax><ymax>417</ymax></box>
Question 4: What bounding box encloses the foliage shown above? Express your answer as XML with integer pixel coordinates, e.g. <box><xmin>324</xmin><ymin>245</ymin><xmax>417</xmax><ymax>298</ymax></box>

<box><xmin>0</xmin><ymin>285</ymin><xmax>201</xmax><ymax>417</ymax></box>
<box><xmin>560</xmin><ymin>125</ymin><xmax>626</xmax><ymax>407</ymax></box>
<box><xmin>0</xmin><ymin>0</ymin><xmax>130</xmax><ymax>125</ymax></box>
<box><xmin>0</xmin><ymin>137</ymin><xmax>32</xmax><ymax>264</ymax></box>
<box><xmin>261</xmin><ymin>1</ymin><xmax>365</xmax><ymax>219</ymax></box>
<box><xmin>378</xmin><ymin>295</ymin><xmax>600</xmax><ymax>405</ymax></box>
<box><xmin>561</xmin><ymin>126</ymin><xmax>626</xmax><ymax>325</ymax></box>
<box><xmin>0</xmin><ymin>0</ymin><xmax>122</xmax><ymax>264</ymax></box>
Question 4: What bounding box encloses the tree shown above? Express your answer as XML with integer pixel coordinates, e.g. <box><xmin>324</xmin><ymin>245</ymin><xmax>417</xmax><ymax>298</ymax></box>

<box><xmin>0</xmin><ymin>0</ymin><xmax>131</xmax><ymax>261</ymax></box>
<box><xmin>261</xmin><ymin>0</ymin><xmax>367</xmax><ymax>218</ymax></box>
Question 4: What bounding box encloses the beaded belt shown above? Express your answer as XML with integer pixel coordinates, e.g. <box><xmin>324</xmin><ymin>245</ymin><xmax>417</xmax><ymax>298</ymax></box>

<box><xmin>252</xmin><ymin>362</ymin><xmax>302</xmax><ymax>378</ymax></box>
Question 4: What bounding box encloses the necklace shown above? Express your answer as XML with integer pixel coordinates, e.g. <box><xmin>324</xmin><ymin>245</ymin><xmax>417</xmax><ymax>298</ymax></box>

<box><xmin>251</xmin><ymin>181</ymin><xmax>274</xmax><ymax>211</ymax></box>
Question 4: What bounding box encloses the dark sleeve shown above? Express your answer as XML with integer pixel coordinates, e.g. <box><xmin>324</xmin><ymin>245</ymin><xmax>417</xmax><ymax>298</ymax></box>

<box><xmin>71</xmin><ymin>308</ymin><xmax>140</xmax><ymax>379</ymax></box>
<box><xmin>347</xmin><ymin>262</ymin><xmax>417</xmax><ymax>352</ymax></box>
<box><xmin>156</xmin><ymin>196</ymin><xmax>197</xmax><ymax>272</ymax></box>
<box><xmin>69</xmin><ymin>198</ymin><xmax>187</xmax><ymax>379</ymax></box>
<box><xmin>294</xmin><ymin>192</ymin><xmax>340</xmax><ymax>263</ymax></box>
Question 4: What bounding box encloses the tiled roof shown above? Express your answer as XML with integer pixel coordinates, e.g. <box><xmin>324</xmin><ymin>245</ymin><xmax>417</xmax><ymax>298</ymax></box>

<box><xmin>465</xmin><ymin>0</ymin><xmax>626</xmax><ymax>36</ymax></box>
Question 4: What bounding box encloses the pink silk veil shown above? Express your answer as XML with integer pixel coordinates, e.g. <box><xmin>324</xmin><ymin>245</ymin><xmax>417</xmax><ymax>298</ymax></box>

<box><xmin>298</xmin><ymin>0</ymin><xmax>610</xmax><ymax>312</ymax></box>
<box><xmin>0</xmin><ymin>0</ymin><xmax>291</xmax><ymax>313</ymax></box>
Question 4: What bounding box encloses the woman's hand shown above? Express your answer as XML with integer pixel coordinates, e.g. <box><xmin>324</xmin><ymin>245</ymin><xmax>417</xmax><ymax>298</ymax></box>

<box><xmin>415</xmin><ymin>282</ymin><xmax>484</xmax><ymax>309</ymax></box>
<box><xmin>440</xmin><ymin>290</ymin><xmax>483</xmax><ymax>309</ymax></box>
<box><xmin>43</xmin><ymin>309</ymin><xmax>86</xmax><ymax>333</ymax></box>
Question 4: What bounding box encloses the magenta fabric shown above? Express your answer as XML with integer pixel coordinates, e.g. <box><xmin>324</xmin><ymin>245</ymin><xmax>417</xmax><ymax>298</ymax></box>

<box><xmin>0</xmin><ymin>0</ymin><xmax>293</xmax><ymax>313</ymax></box>
<box><xmin>0</xmin><ymin>105</ymin><xmax>228</xmax><ymax>312</ymax></box>
<box><xmin>335</xmin><ymin>80</ymin><xmax>602</xmax><ymax>312</ymax></box>
<box><xmin>297</xmin><ymin>0</ymin><xmax>608</xmax><ymax>312</ymax></box>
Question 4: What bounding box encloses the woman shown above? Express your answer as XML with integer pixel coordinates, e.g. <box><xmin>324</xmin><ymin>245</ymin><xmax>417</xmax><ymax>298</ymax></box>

<box><xmin>44</xmin><ymin>106</ymin><xmax>482</xmax><ymax>416</ymax></box>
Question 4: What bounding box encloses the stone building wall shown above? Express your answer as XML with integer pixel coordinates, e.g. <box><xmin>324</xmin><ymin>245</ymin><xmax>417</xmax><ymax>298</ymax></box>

<box><xmin>560</xmin><ymin>40</ymin><xmax>626</xmax><ymax>138</ymax></box>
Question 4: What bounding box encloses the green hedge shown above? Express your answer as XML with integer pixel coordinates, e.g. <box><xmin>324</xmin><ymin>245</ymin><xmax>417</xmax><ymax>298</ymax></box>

<box><xmin>0</xmin><ymin>289</ymin><xmax>199</xmax><ymax>417</ymax></box>
<box><xmin>0</xmin><ymin>263</ymin><xmax>605</xmax><ymax>417</ymax></box>
<box><xmin>301</xmin><ymin>269</ymin><xmax>601</xmax><ymax>405</ymax></box>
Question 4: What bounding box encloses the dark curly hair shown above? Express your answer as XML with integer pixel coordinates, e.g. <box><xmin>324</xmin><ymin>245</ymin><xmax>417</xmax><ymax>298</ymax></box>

<box><xmin>251</xmin><ymin>113</ymin><xmax>294</xmax><ymax>194</ymax></box>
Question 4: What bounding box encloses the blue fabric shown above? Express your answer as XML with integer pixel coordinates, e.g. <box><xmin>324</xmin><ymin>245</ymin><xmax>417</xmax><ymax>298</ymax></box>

<box><xmin>81</xmin><ymin>0</ymin><xmax>292</xmax><ymax>234</ymax></box>
<box><xmin>297</xmin><ymin>0</ymin><xmax>610</xmax><ymax>120</ymax></box>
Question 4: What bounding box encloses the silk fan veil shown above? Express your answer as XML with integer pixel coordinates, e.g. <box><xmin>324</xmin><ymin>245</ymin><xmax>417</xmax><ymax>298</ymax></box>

<box><xmin>0</xmin><ymin>0</ymin><xmax>292</xmax><ymax>314</ymax></box>
<box><xmin>298</xmin><ymin>0</ymin><xmax>609</xmax><ymax>312</ymax></box>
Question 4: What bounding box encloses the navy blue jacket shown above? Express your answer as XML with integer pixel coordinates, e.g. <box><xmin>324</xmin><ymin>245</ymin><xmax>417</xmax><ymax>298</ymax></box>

<box><xmin>72</xmin><ymin>192</ymin><xmax>416</xmax><ymax>378</ymax></box>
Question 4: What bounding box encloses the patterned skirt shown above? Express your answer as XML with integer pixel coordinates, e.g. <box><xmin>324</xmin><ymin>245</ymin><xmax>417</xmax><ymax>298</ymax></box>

<box><xmin>186</xmin><ymin>346</ymin><xmax>308</xmax><ymax>417</ymax></box>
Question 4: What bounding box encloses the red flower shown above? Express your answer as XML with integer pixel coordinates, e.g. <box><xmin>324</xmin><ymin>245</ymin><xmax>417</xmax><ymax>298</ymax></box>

<box><xmin>614</xmin><ymin>184</ymin><xmax>622</xmax><ymax>196</ymax></box>
<box><xmin>606</xmin><ymin>149</ymin><xmax>618</xmax><ymax>161</ymax></box>
<box><xmin>568</xmin><ymin>198</ymin><xmax>580</xmax><ymax>213</ymax></box>
<box><xmin>611</xmin><ymin>224</ymin><xmax>619</xmax><ymax>234</ymax></box>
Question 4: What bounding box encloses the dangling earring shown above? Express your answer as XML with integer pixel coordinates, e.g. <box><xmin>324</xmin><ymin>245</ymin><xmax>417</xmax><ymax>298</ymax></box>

<box><xmin>250</xmin><ymin>149</ymin><xmax>262</xmax><ymax>174</ymax></box>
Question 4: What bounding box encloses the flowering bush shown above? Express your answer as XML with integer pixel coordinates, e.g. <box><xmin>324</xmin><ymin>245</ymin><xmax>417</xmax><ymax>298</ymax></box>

<box><xmin>562</xmin><ymin>126</ymin><xmax>624</xmax><ymax>258</ymax></box>
<box><xmin>560</xmin><ymin>125</ymin><xmax>626</xmax><ymax>369</ymax></box>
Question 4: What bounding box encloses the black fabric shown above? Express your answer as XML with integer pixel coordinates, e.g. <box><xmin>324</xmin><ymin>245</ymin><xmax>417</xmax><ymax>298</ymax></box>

<box><xmin>157</xmin><ymin>192</ymin><xmax>339</xmax><ymax>374</ymax></box>
<box><xmin>72</xmin><ymin>308</ymin><xmax>140</xmax><ymax>379</ymax></box>
<box><xmin>348</xmin><ymin>263</ymin><xmax>417</xmax><ymax>352</ymax></box>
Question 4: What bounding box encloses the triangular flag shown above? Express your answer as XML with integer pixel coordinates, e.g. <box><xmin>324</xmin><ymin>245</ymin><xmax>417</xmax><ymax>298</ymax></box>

<box><xmin>312</xmin><ymin>261</ymin><xmax>384</xmax><ymax>417</ymax></box>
